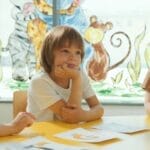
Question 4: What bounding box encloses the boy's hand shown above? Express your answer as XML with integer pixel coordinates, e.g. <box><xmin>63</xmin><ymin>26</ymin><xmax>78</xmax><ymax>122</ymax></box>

<box><xmin>55</xmin><ymin>64</ymin><xmax>81</xmax><ymax>80</ymax></box>
<box><xmin>61</xmin><ymin>105</ymin><xmax>85</xmax><ymax>123</ymax></box>
<box><xmin>11</xmin><ymin>112</ymin><xmax>35</xmax><ymax>134</ymax></box>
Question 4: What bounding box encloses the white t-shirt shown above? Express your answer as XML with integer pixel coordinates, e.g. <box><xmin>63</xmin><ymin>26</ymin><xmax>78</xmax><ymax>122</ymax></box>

<box><xmin>27</xmin><ymin>71</ymin><xmax>95</xmax><ymax>121</ymax></box>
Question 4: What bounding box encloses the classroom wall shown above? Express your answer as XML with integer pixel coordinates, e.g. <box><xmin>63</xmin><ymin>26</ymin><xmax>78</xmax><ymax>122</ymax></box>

<box><xmin>0</xmin><ymin>102</ymin><xmax>145</xmax><ymax>124</ymax></box>
<box><xmin>103</xmin><ymin>104</ymin><xmax>145</xmax><ymax>116</ymax></box>
<box><xmin>0</xmin><ymin>102</ymin><xmax>13</xmax><ymax>123</ymax></box>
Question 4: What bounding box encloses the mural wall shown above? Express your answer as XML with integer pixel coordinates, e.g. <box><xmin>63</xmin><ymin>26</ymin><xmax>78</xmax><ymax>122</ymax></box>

<box><xmin>0</xmin><ymin>0</ymin><xmax>149</xmax><ymax>102</ymax></box>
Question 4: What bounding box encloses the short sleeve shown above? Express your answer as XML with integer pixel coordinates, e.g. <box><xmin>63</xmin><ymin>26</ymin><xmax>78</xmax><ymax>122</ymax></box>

<box><xmin>29</xmin><ymin>78</ymin><xmax>62</xmax><ymax>110</ymax></box>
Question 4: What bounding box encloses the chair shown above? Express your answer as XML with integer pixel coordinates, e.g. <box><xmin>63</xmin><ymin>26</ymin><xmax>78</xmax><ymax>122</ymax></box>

<box><xmin>13</xmin><ymin>90</ymin><xmax>27</xmax><ymax>118</ymax></box>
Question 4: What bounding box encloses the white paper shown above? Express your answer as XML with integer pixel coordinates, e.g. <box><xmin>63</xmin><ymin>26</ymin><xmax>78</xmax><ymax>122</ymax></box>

<box><xmin>0</xmin><ymin>136</ymin><xmax>89</xmax><ymax>150</ymax></box>
<box><xmin>92</xmin><ymin>122</ymin><xmax>150</xmax><ymax>133</ymax></box>
<box><xmin>0</xmin><ymin>142</ymin><xmax>23</xmax><ymax>150</ymax></box>
<box><xmin>23</xmin><ymin>136</ymin><xmax>90</xmax><ymax>150</ymax></box>
<box><xmin>55</xmin><ymin>127</ymin><xmax>119</xmax><ymax>143</ymax></box>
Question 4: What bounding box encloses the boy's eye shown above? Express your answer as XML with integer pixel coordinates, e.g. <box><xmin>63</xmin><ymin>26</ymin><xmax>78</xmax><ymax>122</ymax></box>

<box><xmin>76</xmin><ymin>50</ymin><xmax>81</xmax><ymax>55</ymax></box>
<box><xmin>62</xmin><ymin>49</ymin><xmax>69</xmax><ymax>53</ymax></box>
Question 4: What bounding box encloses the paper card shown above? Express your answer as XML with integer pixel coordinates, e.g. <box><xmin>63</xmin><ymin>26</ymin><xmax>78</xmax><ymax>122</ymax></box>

<box><xmin>23</xmin><ymin>136</ymin><xmax>90</xmax><ymax>150</ymax></box>
<box><xmin>0</xmin><ymin>136</ymin><xmax>48</xmax><ymax>150</ymax></box>
<box><xmin>55</xmin><ymin>127</ymin><xmax>119</xmax><ymax>143</ymax></box>
<box><xmin>0</xmin><ymin>142</ymin><xmax>23</xmax><ymax>150</ymax></box>
<box><xmin>40</xmin><ymin>143</ymin><xmax>90</xmax><ymax>150</ymax></box>
<box><xmin>0</xmin><ymin>136</ymin><xmax>89</xmax><ymax>150</ymax></box>
<box><xmin>21</xmin><ymin>136</ymin><xmax>50</xmax><ymax>148</ymax></box>
<box><xmin>92</xmin><ymin>122</ymin><xmax>150</xmax><ymax>133</ymax></box>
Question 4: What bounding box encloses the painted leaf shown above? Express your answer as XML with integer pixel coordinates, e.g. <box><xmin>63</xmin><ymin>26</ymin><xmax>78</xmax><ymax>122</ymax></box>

<box><xmin>134</xmin><ymin>26</ymin><xmax>146</xmax><ymax>51</ymax></box>
<box><xmin>144</xmin><ymin>44</ymin><xmax>150</xmax><ymax>68</ymax></box>
<box><xmin>127</xmin><ymin>62</ymin><xmax>137</xmax><ymax>83</ymax></box>
<box><xmin>111</xmin><ymin>77</ymin><xmax>115</xmax><ymax>84</ymax></box>
<box><xmin>124</xmin><ymin>78</ymin><xmax>131</xmax><ymax>88</ymax></box>
<box><xmin>114</xmin><ymin>71</ymin><xmax>123</xmax><ymax>84</ymax></box>
<box><xmin>134</xmin><ymin>51</ymin><xmax>141</xmax><ymax>79</ymax></box>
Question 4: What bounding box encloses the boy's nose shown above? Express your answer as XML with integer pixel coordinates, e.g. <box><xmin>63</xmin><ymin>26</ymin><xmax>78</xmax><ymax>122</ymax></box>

<box><xmin>69</xmin><ymin>53</ymin><xmax>75</xmax><ymax>59</ymax></box>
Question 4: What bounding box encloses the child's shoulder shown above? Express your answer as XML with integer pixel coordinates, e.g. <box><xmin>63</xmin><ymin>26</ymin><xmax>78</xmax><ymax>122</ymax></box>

<box><xmin>31</xmin><ymin>71</ymin><xmax>49</xmax><ymax>82</ymax></box>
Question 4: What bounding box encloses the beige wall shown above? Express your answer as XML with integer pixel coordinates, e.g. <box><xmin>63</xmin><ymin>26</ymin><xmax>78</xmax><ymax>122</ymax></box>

<box><xmin>0</xmin><ymin>102</ymin><xmax>145</xmax><ymax>124</ymax></box>
<box><xmin>103</xmin><ymin>104</ymin><xmax>145</xmax><ymax>116</ymax></box>
<box><xmin>0</xmin><ymin>102</ymin><xmax>13</xmax><ymax>123</ymax></box>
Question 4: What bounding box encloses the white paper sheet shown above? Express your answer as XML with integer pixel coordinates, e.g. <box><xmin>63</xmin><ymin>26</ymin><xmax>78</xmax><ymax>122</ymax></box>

<box><xmin>92</xmin><ymin>122</ymin><xmax>150</xmax><ymax>133</ymax></box>
<box><xmin>55</xmin><ymin>127</ymin><xmax>119</xmax><ymax>143</ymax></box>
<box><xmin>0</xmin><ymin>136</ymin><xmax>89</xmax><ymax>150</ymax></box>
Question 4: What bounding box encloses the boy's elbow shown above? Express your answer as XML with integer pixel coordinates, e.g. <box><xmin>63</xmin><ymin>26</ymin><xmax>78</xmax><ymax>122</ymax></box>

<box><xmin>98</xmin><ymin>106</ymin><xmax>104</xmax><ymax>118</ymax></box>
<box><xmin>90</xmin><ymin>105</ymin><xmax>104</xmax><ymax>121</ymax></box>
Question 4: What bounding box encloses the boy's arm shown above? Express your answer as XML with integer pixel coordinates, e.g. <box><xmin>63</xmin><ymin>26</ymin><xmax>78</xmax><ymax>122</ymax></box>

<box><xmin>49</xmin><ymin>70</ymin><xmax>83</xmax><ymax>122</ymax></box>
<box><xmin>62</xmin><ymin>64</ymin><xmax>83</xmax><ymax>106</ymax></box>
<box><xmin>0</xmin><ymin>112</ymin><xmax>35</xmax><ymax>136</ymax></box>
<box><xmin>55</xmin><ymin>64</ymin><xmax>83</xmax><ymax>107</ymax></box>
<box><xmin>67</xmin><ymin>76</ymin><xmax>82</xmax><ymax>107</ymax></box>
<box><xmin>50</xmin><ymin>97</ymin><xmax>104</xmax><ymax>123</ymax></box>
<box><xmin>49</xmin><ymin>99</ymin><xmax>67</xmax><ymax>120</ymax></box>
<box><xmin>49</xmin><ymin>99</ymin><xmax>81</xmax><ymax>123</ymax></box>
<box><xmin>57</xmin><ymin>95</ymin><xmax>104</xmax><ymax>123</ymax></box>
<box><xmin>0</xmin><ymin>124</ymin><xmax>16</xmax><ymax>136</ymax></box>
<box><xmin>83</xmin><ymin>95</ymin><xmax>104</xmax><ymax>121</ymax></box>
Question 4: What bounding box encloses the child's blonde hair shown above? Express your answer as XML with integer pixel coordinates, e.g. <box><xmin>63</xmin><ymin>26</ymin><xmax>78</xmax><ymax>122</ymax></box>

<box><xmin>40</xmin><ymin>25</ymin><xmax>84</xmax><ymax>73</ymax></box>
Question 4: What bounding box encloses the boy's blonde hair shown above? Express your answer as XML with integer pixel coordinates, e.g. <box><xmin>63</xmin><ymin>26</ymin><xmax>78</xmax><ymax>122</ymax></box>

<box><xmin>40</xmin><ymin>25</ymin><xmax>84</xmax><ymax>73</ymax></box>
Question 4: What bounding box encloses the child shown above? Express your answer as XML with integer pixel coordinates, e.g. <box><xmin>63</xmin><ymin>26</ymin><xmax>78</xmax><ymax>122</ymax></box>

<box><xmin>27</xmin><ymin>25</ymin><xmax>104</xmax><ymax>123</ymax></box>
<box><xmin>142</xmin><ymin>69</ymin><xmax>150</xmax><ymax>115</ymax></box>
<box><xmin>0</xmin><ymin>112</ymin><xmax>35</xmax><ymax>136</ymax></box>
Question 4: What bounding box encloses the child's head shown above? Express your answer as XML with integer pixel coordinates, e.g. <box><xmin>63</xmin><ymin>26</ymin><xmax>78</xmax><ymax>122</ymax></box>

<box><xmin>40</xmin><ymin>25</ymin><xmax>84</xmax><ymax>73</ymax></box>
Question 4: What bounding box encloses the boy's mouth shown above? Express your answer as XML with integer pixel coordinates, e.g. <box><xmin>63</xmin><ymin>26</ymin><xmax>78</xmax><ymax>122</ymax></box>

<box><xmin>67</xmin><ymin>64</ymin><xmax>76</xmax><ymax>68</ymax></box>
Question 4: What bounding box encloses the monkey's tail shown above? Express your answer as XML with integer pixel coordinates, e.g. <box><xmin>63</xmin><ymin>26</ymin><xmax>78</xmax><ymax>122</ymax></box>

<box><xmin>107</xmin><ymin>31</ymin><xmax>131</xmax><ymax>71</ymax></box>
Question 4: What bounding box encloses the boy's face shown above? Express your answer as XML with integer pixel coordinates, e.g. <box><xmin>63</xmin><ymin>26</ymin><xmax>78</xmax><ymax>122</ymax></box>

<box><xmin>52</xmin><ymin>45</ymin><xmax>82</xmax><ymax>70</ymax></box>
